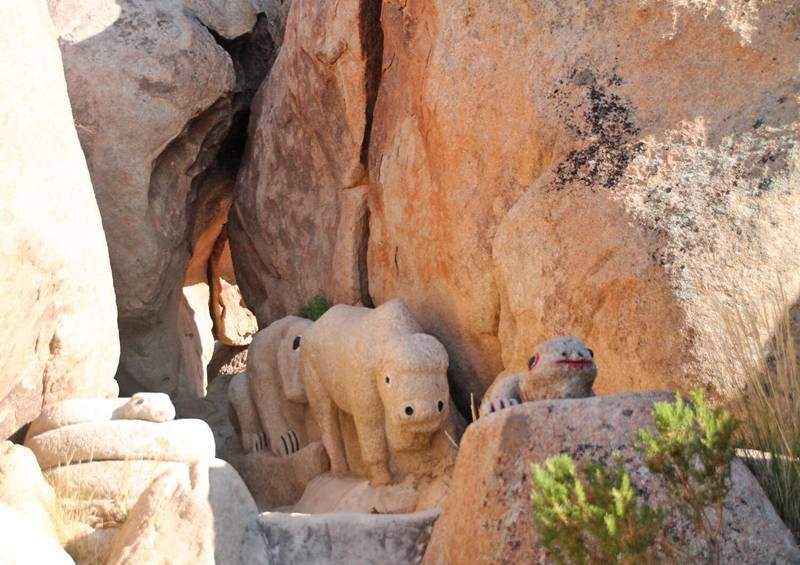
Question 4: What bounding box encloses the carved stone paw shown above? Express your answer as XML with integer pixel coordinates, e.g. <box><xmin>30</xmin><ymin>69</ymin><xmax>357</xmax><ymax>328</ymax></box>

<box><xmin>273</xmin><ymin>430</ymin><xmax>301</xmax><ymax>456</ymax></box>
<box><xmin>248</xmin><ymin>432</ymin><xmax>268</xmax><ymax>453</ymax></box>
<box><xmin>483</xmin><ymin>398</ymin><xmax>519</xmax><ymax>415</ymax></box>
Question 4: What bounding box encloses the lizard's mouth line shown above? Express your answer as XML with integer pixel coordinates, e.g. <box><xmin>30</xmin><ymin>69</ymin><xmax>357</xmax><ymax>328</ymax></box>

<box><xmin>552</xmin><ymin>359</ymin><xmax>594</xmax><ymax>366</ymax></box>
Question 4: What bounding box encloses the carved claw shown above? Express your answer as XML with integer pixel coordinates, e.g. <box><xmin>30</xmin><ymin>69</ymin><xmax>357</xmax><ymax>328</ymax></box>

<box><xmin>248</xmin><ymin>432</ymin><xmax>268</xmax><ymax>453</ymax></box>
<box><xmin>278</xmin><ymin>430</ymin><xmax>301</xmax><ymax>456</ymax></box>
<box><xmin>483</xmin><ymin>398</ymin><xmax>519</xmax><ymax>415</ymax></box>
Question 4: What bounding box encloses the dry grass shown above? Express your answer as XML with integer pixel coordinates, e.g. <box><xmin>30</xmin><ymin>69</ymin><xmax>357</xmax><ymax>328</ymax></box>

<box><xmin>45</xmin><ymin>456</ymin><xmax>169</xmax><ymax>564</ymax></box>
<box><xmin>713</xmin><ymin>286</ymin><xmax>800</xmax><ymax>539</ymax></box>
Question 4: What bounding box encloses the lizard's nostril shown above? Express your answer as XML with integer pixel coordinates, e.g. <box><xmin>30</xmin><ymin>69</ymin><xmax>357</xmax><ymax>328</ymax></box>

<box><xmin>405</xmin><ymin>406</ymin><xmax>414</xmax><ymax>416</ymax></box>
<box><xmin>437</xmin><ymin>400</ymin><xmax>445</xmax><ymax>412</ymax></box>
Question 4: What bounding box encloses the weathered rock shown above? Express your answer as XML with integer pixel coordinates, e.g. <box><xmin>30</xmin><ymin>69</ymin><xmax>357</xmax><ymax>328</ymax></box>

<box><xmin>26</xmin><ymin>419</ymin><xmax>216</xmax><ymax>470</ymax></box>
<box><xmin>0</xmin><ymin>442</ymin><xmax>59</xmax><ymax>539</ymax></box>
<box><xmin>293</xmin><ymin>473</ymin><xmax>418</xmax><ymax>514</ymax></box>
<box><xmin>242</xmin><ymin>508</ymin><xmax>439</xmax><ymax>564</ymax></box>
<box><xmin>225</xmin><ymin>441</ymin><xmax>330</xmax><ymax>509</ymax></box>
<box><xmin>212</xmin><ymin>229</ymin><xmax>258</xmax><ymax>346</ymax></box>
<box><xmin>250</xmin><ymin>0</ymin><xmax>292</xmax><ymax>46</ymax></box>
<box><xmin>48</xmin><ymin>0</ymin><xmax>236</xmax><ymax>395</ymax></box>
<box><xmin>0</xmin><ymin>0</ymin><xmax>119</xmax><ymax>440</ymax></box>
<box><xmin>423</xmin><ymin>392</ymin><xmax>800</xmax><ymax>564</ymax></box>
<box><xmin>105</xmin><ymin>460</ymin><xmax>257</xmax><ymax>565</ymax></box>
<box><xmin>65</xmin><ymin>525</ymin><xmax>119</xmax><ymax>565</ymax></box>
<box><xmin>26</xmin><ymin>394</ymin><xmax>176</xmax><ymax>440</ymax></box>
<box><xmin>105</xmin><ymin>465</ymin><xmax>215</xmax><ymax>565</ymax></box>
<box><xmin>367</xmin><ymin>0</ymin><xmax>800</xmax><ymax>406</ymax></box>
<box><xmin>0</xmin><ymin>504</ymin><xmax>73</xmax><ymax>565</ymax></box>
<box><xmin>183</xmin><ymin>0</ymin><xmax>257</xmax><ymax>39</ymax></box>
<box><xmin>208</xmin><ymin>344</ymin><xmax>249</xmax><ymax>381</ymax></box>
<box><xmin>229</xmin><ymin>0</ymin><xmax>381</xmax><ymax>322</ymax></box>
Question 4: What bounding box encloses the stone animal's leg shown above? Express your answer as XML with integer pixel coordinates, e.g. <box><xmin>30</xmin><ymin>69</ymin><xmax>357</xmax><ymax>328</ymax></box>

<box><xmin>304</xmin><ymin>366</ymin><xmax>348</xmax><ymax>475</ymax></box>
<box><xmin>227</xmin><ymin>373</ymin><xmax>267</xmax><ymax>454</ymax></box>
<box><xmin>479</xmin><ymin>375</ymin><xmax>522</xmax><ymax>417</ymax></box>
<box><xmin>353</xmin><ymin>413</ymin><xmax>391</xmax><ymax>487</ymax></box>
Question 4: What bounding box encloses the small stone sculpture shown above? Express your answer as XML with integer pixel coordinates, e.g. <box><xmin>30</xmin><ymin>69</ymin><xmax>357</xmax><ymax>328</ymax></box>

<box><xmin>227</xmin><ymin>315</ymin><xmax>317</xmax><ymax>456</ymax></box>
<box><xmin>301</xmin><ymin>299</ymin><xmax>452</xmax><ymax>487</ymax></box>
<box><xmin>480</xmin><ymin>336</ymin><xmax>596</xmax><ymax>416</ymax></box>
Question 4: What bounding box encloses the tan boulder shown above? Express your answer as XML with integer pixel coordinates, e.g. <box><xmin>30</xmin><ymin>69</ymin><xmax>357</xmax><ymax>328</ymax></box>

<box><xmin>366</xmin><ymin>0</ymin><xmax>800</xmax><ymax>406</ymax></box>
<box><xmin>26</xmin><ymin>419</ymin><xmax>215</xmax><ymax>470</ymax></box>
<box><xmin>105</xmin><ymin>460</ymin><xmax>257</xmax><ymax>565</ymax></box>
<box><xmin>423</xmin><ymin>392</ymin><xmax>800</xmax><ymax>564</ymax></box>
<box><xmin>0</xmin><ymin>442</ymin><xmax>59</xmax><ymax>539</ymax></box>
<box><xmin>229</xmin><ymin>0</ymin><xmax>381</xmax><ymax>322</ymax></box>
<box><xmin>211</xmin><ymin>229</ymin><xmax>258</xmax><ymax>347</ymax></box>
<box><xmin>0</xmin><ymin>504</ymin><xmax>73</xmax><ymax>565</ymax></box>
<box><xmin>0</xmin><ymin>0</ymin><xmax>119</xmax><ymax>440</ymax></box>
<box><xmin>48</xmin><ymin>0</ymin><xmax>236</xmax><ymax>395</ymax></box>
<box><xmin>105</xmin><ymin>465</ymin><xmax>215</xmax><ymax>565</ymax></box>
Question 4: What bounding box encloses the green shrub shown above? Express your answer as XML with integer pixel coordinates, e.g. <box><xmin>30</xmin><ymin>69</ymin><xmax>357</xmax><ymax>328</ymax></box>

<box><xmin>298</xmin><ymin>295</ymin><xmax>332</xmax><ymax>321</ymax></box>
<box><xmin>530</xmin><ymin>390</ymin><xmax>738</xmax><ymax>564</ymax></box>
<box><xmin>530</xmin><ymin>454</ymin><xmax>662</xmax><ymax>564</ymax></box>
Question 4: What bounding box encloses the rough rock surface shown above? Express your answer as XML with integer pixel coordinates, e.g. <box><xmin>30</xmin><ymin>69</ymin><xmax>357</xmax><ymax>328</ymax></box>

<box><xmin>367</xmin><ymin>0</ymin><xmax>800</xmax><ymax>405</ymax></box>
<box><xmin>0</xmin><ymin>442</ymin><xmax>59</xmax><ymax>539</ymax></box>
<box><xmin>0</xmin><ymin>0</ymin><xmax>119</xmax><ymax>439</ymax></box>
<box><xmin>242</xmin><ymin>508</ymin><xmax>439</xmax><ymax>564</ymax></box>
<box><xmin>0</xmin><ymin>504</ymin><xmax>73</xmax><ymax>565</ymax></box>
<box><xmin>105</xmin><ymin>465</ymin><xmax>216</xmax><ymax>565</ymax></box>
<box><xmin>26</xmin><ymin>419</ymin><xmax>216</xmax><ymax>469</ymax></box>
<box><xmin>48</xmin><ymin>0</ymin><xmax>236</xmax><ymax>395</ymax></box>
<box><xmin>183</xmin><ymin>0</ymin><xmax>257</xmax><ymax>39</ymax></box>
<box><xmin>230</xmin><ymin>0</ymin><xmax>381</xmax><ymax>322</ymax></box>
<box><xmin>423</xmin><ymin>392</ymin><xmax>800</xmax><ymax>564</ymax></box>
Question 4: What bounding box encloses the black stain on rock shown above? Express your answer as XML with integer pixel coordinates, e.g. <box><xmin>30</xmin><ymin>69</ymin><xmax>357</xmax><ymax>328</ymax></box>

<box><xmin>550</xmin><ymin>68</ymin><xmax>644</xmax><ymax>191</ymax></box>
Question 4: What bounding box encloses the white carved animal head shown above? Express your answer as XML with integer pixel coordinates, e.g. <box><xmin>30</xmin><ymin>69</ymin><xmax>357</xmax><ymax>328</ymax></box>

<box><xmin>519</xmin><ymin>336</ymin><xmax>596</xmax><ymax>401</ymax></box>
<box><xmin>378</xmin><ymin>333</ymin><xmax>450</xmax><ymax>433</ymax></box>
<box><xmin>115</xmin><ymin>392</ymin><xmax>175</xmax><ymax>422</ymax></box>
<box><xmin>276</xmin><ymin>318</ymin><xmax>313</xmax><ymax>403</ymax></box>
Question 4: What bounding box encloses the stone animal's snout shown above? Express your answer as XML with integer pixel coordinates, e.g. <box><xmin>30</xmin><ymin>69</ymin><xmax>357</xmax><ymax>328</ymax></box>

<box><xmin>399</xmin><ymin>397</ymin><xmax>448</xmax><ymax>428</ymax></box>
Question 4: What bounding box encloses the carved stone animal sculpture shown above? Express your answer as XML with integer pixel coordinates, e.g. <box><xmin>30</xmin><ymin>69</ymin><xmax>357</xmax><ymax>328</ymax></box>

<box><xmin>480</xmin><ymin>336</ymin><xmax>596</xmax><ymax>416</ymax></box>
<box><xmin>301</xmin><ymin>299</ymin><xmax>451</xmax><ymax>486</ymax></box>
<box><xmin>228</xmin><ymin>316</ymin><xmax>314</xmax><ymax>456</ymax></box>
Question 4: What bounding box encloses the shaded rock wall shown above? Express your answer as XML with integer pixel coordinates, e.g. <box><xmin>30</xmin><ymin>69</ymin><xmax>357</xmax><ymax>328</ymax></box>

<box><xmin>0</xmin><ymin>0</ymin><xmax>119</xmax><ymax>439</ymax></box>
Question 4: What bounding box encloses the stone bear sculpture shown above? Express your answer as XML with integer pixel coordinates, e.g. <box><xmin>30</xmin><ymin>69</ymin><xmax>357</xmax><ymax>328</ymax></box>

<box><xmin>228</xmin><ymin>315</ymin><xmax>316</xmax><ymax>456</ymax></box>
<box><xmin>480</xmin><ymin>336</ymin><xmax>597</xmax><ymax>416</ymax></box>
<box><xmin>301</xmin><ymin>299</ymin><xmax>451</xmax><ymax>487</ymax></box>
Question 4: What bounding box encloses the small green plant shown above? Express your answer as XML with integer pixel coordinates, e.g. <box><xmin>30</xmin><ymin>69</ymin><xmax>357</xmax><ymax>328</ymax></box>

<box><xmin>530</xmin><ymin>390</ymin><xmax>738</xmax><ymax>564</ymax></box>
<box><xmin>530</xmin><ymin>454</ymin><xmax>662</xmax><ymax>564</ymax></box>
<box><xmin>298</xmin><ymin>295</ymin><xmax>332</xmax><ymax>321</ymax></box>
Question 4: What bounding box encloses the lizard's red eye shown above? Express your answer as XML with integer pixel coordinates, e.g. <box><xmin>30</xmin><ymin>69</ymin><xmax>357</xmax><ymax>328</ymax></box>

<box><xmin>528</xmin><ymin>354</ymin><xmax>539</xmax><ymax>370</ymax></box>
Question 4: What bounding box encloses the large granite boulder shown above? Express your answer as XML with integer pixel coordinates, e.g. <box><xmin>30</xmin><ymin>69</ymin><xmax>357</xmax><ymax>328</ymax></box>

<box><xmin>0</xmin><ymin>0</ymin><xmax>119</xmax><ymax>439</ymax></box>
<box><xmin>424</xmin><ymin>393</ymin><xmax>800</xmax><ymax>563</ymax></box>
<box><xmin>366</xmin><ymin>0</ymin><xmax>800</xmax><ymax>406</ymax></box>
<box><xmin>48</xmin><ymin>0</ymin><xmax>236</xmax><ymax>395</ymax></box>
<box><xmin>229</xmin><ymin>0</ymin><xmax>381</xmax><ymax>323</ymax></box>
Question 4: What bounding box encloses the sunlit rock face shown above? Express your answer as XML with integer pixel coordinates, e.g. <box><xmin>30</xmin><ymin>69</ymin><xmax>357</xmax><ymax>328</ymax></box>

<box><xmin>0</xmin><ymin>0</ymin><xmax>119</xmax><ymax>439</ymax></box>
<box><xmin>48</xmin><ymin>0</ymin><xmax>237</xmax><ymax>394</ymax></box>
<box><xmin>366</xmin><ymin>0</ymin><xmax>800</xmax><ymax>406</ymax></box>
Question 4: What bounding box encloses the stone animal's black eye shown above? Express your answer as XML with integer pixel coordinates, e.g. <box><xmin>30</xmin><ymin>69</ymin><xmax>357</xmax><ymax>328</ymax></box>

<box><xmin>587</xmin><ymin>348</ymin><xmax>594</xmax><ymax>358</ymax></box>
<box><xmin>136</xmin><ymin>398</ymin><xmax>144</xmax><ymax>405</ymax></box>
<box><xmin>385</xmin><ymin>376</ymin><xmax>390</xmax><ymax>384</ymax></box>
<box><xmin>528</xmin><ymin>354</ymin><xmax>538</xmax><ymax>370</ymax></box>
<box><xmin>292</xmin><ymin>336</ymin><xmax>301</xmax><ymax>350</ymax></box>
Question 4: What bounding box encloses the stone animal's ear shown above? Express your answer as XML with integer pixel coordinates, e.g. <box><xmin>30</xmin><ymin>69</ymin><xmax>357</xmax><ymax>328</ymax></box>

<box><xmin>528</xmin><ymin>353</ymin><xmax>539</xmax><ymax>371</ymax></box>
<box><xmin>292</xmin><ymin>336</ymin><xmax>301</xmax><ymax>350</ymax></box>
